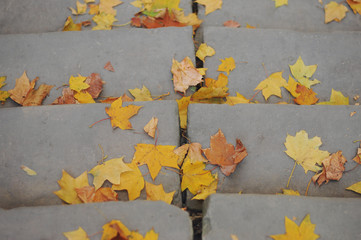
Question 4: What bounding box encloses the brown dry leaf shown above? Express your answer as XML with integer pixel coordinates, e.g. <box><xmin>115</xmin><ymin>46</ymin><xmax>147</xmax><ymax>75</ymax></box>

<box><xmin>84</xmin><ymin>73</ymin><xmax>105</xmax><ymax>99</ymax></box>
<box><xmin>132</xmin><ymin>143</ymin><xmax>179</xmax><ymax>181</ymax></box>
<box><xmin>347</xmin><ymin>0</ymin><xmax>361</xmax><ymax>14</ymax></box>
<box><xmin>203</xmin><ymin>129</ymin><xmax>248</xmax><ymax>176</ymax></box>
<box><xmin>352</xmin><ymin>143</ymin><xmax>361</xmax><ymax>164</ymax></box>
<box><xmin>324</xmin><ymin>1</ymin><xmax>348</xmax><ymax>23</ymax></box>
<box><xmin>76</xmin><ymin>186</ymin><xmax>118</xmax><ymax>203</ymax></box>
<box><xmin>105</xmin><ymin>97</ymin><xmax>143</xmax><ymax>130</ymax></box>
<box><xmin>63</xmin><ymin>16</ymin><xmax>82</xmax><ymax>31</ymax></box>
<box><xmin>171</xmin><ymin>56</ymin><xmax>203</xmax><ymax>93</ymax></box>
<box><xmin>104</xmin><ymin>61</ymin><xmax>115</xmax><ymax>72</ymax></box>
<box><xmin>312</xmin><ymin>151</ymin><xmax>347</xmax><ymax>186</ymax></box>
<box><xmin>131</xmin><ymin>9</ymin><xmax>187</xmax><ymax>28</ymax></box>
<box><xmin>145</xmin><ymin>181</ymin><xmax>175</xmax><ymax>204</ymax></box>
<box><xmin>223</xmin><ymin>20</ymin><xmax>240</xmax><ymax>28</ymax></box>
<box><xmin>294</xmin><ymin>85</ymin><xmax>319</xmax><ymax>105</ymax></box>
<box><xmin>22</xmin><ymin>84</ymin><xmax>54</xmax><ymax>106</ymax></box>
<box><xmin>144</xmin><ymin>117</ymin><xmax>158</xmax><ymax>138</ymax></box>
<box><xmin>196</xmin><ymin>0</ymin><xmax>222</xmax><ymax>15</ymax></box>
<box><xmin>52</xmin><ymin>88</ymin><xmax>76</xmax><ymax>105</ymax></box>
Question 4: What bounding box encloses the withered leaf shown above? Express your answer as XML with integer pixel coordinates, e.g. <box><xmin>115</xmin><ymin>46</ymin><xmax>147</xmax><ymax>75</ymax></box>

<box><xmin>294</xmin><ymin>85</ymin><xmax>319</xmax><ymax>105</ymax></box>
<box><xmin>84</xmin><ymin>73</ymin><xmax>105</xmax><ymax>99</ymax></box>
<box><xmin>312</xmin><ymin>151</ymin><xmax>347</xmax><ymax>185</ymax></box>
<box><xmin>104</xmin><ymin>61</ymin><xmax>115</xmax><ymax>72</ymax></box>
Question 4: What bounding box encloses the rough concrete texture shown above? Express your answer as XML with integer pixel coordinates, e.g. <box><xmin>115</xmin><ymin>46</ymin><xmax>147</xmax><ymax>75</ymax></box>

<box><xmin>186</xmin><ymin>103</ymin><xmax>361</xmax><ymax>209</ymax></box>
<box><xmin>0</xmin><ymin>101</ymin><xmax>182</xmax><ymax>208</ymax></box>
<box><xmin>0</xmin><ymin>201</ymin><xmax>192</xmax><ymax>240</ymax></box>
<box><xmin>198</xmin><ymin>0</ymin><xmax>361</xmax><ymax>32</ymax></box>
<box><xmin>202</xmin><ymin>27</ymin><xmax>361</xmax><ymax>104</ymax></box>
<box><xmin>0</xmin><ymin>27</ymin><xmax>193</xmax><ymax>106</ymax></box>
<box><xmin>0</xmin><ymin>0</ymin><xmax>192</xmax><ymax>34</ymax></box>
<box><xmin>203</xmin><ymin>194</ymin><xmax>361</xmax><ymax>240</ymax></box>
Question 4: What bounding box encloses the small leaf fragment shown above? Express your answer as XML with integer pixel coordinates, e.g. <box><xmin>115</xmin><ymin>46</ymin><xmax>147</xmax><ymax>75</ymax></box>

<box><xmin>145</xmin><ymin>181</ymin><xmax>175</xmax><ymax>204</ymax></box>
<box><xmin>63</xmin><ymin>16</ymin><xmax>82</xmax><ymax>31</ymax></box>
<box><xmin>20</xmin><ymin>165</ymin><xmax>37</xmax><ymax>176</ymax></box>
<box><xmin>280</xmin><ymin>189</ymin><xmax>300</xmax><ymax>196</ymax></box>
<box><xmin>273</xmin><ymin>0</ymin><xmax>288</xmax><ymax>8</ymax></box>
<box><xmin>217</xmin><ymin>57</ymin><xmax>236</xmax><ymax>75</ymax></box>
<box><xmin>129</xmin><ymin>85</ymin><xmax>153</xmax><ymax>101</ymax></box>
<box><xmin>325</xmin><ymin>1</ymin><xmax>348</xmax><ymax>23</ymax></box>
<box><xmin>104</xmin><ymin>61</ymin><xmax>115</xmax><ymax>72</ymax></box>
<box><xmin>176</xmin><ymin>96</ymin><xmax>191</xmax><ymax>129</ymax></box>
<box><xmin>347</xmin><ymin>0</ymin><xmax>361</xmax><ymax>14</ymax></box>
<box><xmin>63</xmin><ymin>227</ymin><xmax>89</xmax><ymax>240</ymax></box>
<box><xmin>196</xmin><ymin>43</ymin><xmax>216</xmax><ymax>62</ymax></box>
<box><xmin>317</xmin><ymin>89</ymin><xmax>349</xmax><ymax>105</ymax></box>
<box><xmin>144</xmin><ymin>117</ymin><xmax>158</xmax><ymax>138</ymax></box>
<box><xmin>223</xmin><ymin>20</ymin><xmax>240</xmax><ymax>28</ymax></box>
<box><xmin>346</xmin><ymin>181</ymin><xmax>361</xmax><ymax>194</ymax></box>
<box><xmin>196</xmin><ymin>0</ymin><xmax>222</xmax><ymax>15</ymax></box>
<box><xmin>352</xmin><ymin>143</ymin><xmax>361</xmax><ymax>164</ymax></box>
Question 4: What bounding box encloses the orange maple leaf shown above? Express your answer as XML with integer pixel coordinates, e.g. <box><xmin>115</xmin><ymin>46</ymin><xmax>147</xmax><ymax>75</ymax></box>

<box><xmin>76</xmin><ymin>186</ymin><xmax>118</xmax><ymax>203</ymax></box>
<box><xmin>312</xmin><ymin>151</ymin><xmax>347</xmax><ymax>185</ymax></box>
<box><xmin>131</xmin><ymin>9</ymin><xmax>187</xmax><ymax>28</ymax></box>
<box><xmin>203</xmin><ymin>129</ymin><xmax>248</xmax><ymax>176</ymax></box>
<box><xmin>294</xmin><ymin>85</ymin><xmax>319</xmax><ymax>105</ymax></box>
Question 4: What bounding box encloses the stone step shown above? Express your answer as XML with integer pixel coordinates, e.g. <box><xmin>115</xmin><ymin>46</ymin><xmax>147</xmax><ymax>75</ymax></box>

<box><xmin>203</xmin><ymin>194</ymin><xmax>361</xmax><ymax>240</ymax></box>
<box><xmin>198</xmin><ymin>0</ymin><xmax>361</xmax><ymax>32</ymax></box>
<box><xmin>0</xmin><ymin>101</ymin><xmax>181</xmax><ymax>208</ymax></box>
<box><xmin>186</xmin><ymin>103</ymin><xmax>361</xmax><ymax>209</ymax></box>
<box><xmin>0</xmin><ymin>201</ymin><xmax>192</xmax><ymax>240</ymax></box>
<box><xmin>202</xmin><ymin>27</ymin><xmax>361</xmax><ymax>104</ymax></box>
<box><xmin>0</xmin><ymin>27</ymin><xmax>193</xmax><ymax>107</ymax></box>
<box><xmin>0</xmin><ymin>0</ymin><xmax>192</xmax><ymax>34</ymax></box>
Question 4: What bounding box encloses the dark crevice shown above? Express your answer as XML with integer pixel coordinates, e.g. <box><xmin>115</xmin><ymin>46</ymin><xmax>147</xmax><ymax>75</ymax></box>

<box><xmin>188</xmin><ymin>210</ymin><xmax>203</xmax><ymax>240</ymax></box>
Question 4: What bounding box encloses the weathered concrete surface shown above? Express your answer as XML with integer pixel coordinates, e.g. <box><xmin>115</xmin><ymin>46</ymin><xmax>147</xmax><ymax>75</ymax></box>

<box><xmin>0</xmin><ymin>101</ymin><xmax>182</xmax><ymax>208</ymax></box>
<box><xmin>186</xmin><ymin>103</ymin><xmax>361</xmax><ymax>209</ymax></box>
<box><xmin>198</xmin><ymin>0</ymin><xmax>361</xmax><ymax>32</ymax></box>
<box><xmin>0</xmin><ymin>0</ymin><xmax>192</xmax><ymax>34</ymax></box>
<box><xmin>0</xmin><ymin>201</ymin><xmax>192</xmax><ymax>240</ymax></box>
<box><xmin>0</xmin><ymin>27</ymin><xmax>193</xmax><ymax>106</ymax></box>
<box><xmin>202</xmin><ymin>27</ymin><xmax>361</xmax><ymax>104</ymax></box>
<box><xmin>203</xmin><ymin>194</ymin><xmax>361</xmax><ymax>240</ymax></box>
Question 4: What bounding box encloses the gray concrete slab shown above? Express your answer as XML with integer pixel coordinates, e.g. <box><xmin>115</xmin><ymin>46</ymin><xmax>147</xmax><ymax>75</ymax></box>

<box><xmin>0</xmin><ymin>101</ymin><xmax>182</xmax><ymax>208</ymax></box>
<box><xmin>186</xmin><ymin>103</ymin><xmax>361</xmax><ymax>209</ymax></box>
<box><xmin>198</xmin><ymin>0</ymin><xmax>361</xmax><ymax>32</ymax></box>
<box><xmin>0</xmin><ymin>0</ymin><xmax>192</xmax><ymax>34</ymax></box>
<box><xmin>0</xmin><ymin>27</ymin><xmax>193</xmax><ymax>106</ymax></box>
<box><xmin>203</xmin><ymin>194</ymin><xmax>361</xmax><ymax>240</ymax></box>
<box><xmin>0</xmin><ymin>201</ymin><xmax>192</xmax><ymax>240</ymax></box>
<box><xmin>202</xmin><ymin>27</ymin><xmax>361</xmax><ymax>104</ymax></box>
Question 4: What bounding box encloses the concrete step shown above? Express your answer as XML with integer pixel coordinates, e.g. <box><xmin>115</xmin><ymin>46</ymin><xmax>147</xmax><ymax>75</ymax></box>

<box><xmin>202</xmin><ymin>27</ymin><xmax>361</xmax><ymax>104</ymax></box>
<box><xmin>0</xmin><ymin>0</ymin><xmax>192</xmax><ymax>34</ymax></box>
<box><xmin>198</xmin><ymin>0</ymin><xmax>361</xmax><ymax>32</ymax></box>
<box><xmin>0</xmin><ymin>201</ymin><xmax>192</xmax><ymax>240</ymax></box>
<box><xmin>0</xmin><ymin>27</ymin><xmax>193</xmax><ymax>107</ymax></box>
<box><xmin>0</xmin><ymin>101</ymin><xmax>182</xmax><ymax>208</ymax></box>
<box><xmin>203</xmin><ymin>194</ymin><xmax>361</xmax><ymax>240</ymax></box>
<box><xmin>186</xmin><ymin>103</ymin><xmax>361</xmax><ymax>209</ymax></box>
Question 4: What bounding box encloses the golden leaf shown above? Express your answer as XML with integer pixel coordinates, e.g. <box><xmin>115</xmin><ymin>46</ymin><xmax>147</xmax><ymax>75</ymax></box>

<box><xmin>254</xmin><ymin>71</ymin><xmax>287</xmax><ymax>100</ymax></box>
<box><xmin>289</xmin><ymin>56</ymin><xmax>320</xmax><ymax>88</ymax></box>
<box><xmin>294</xmin><ymin>85</ymin><xmax>319</xmax><ymax>105</ymax></box>
<box><xmin>226</xmin><ymin>92</ymin><xmax>250</xmax><ymax>105</ymax></box>
<box><xmin>347</xmin><ymin>0</ymin><xmax>361</xmax><ymax>14</ymax></box>
<box><xmin>132</xmin><ymin>144</ymin><xmax>179</xmax><ymax>181</ymax></box>
<box><xmin>196</xmin><ymin>43</ymin><xmax>216</xmax><ymax>62</ymax></box>
<box><xmin>92</xmin><ymin>12</ymin><xmax>117</xmax><ymax>30</ymax></box>
<box><xmin>20</xmin><ymin>165</ymin><xmax>37</xmax><ymax>176</ymax></box>
<box><xmin>324</xmin><ymin>1</ymin><xmax>348</xmax><ymax>23</ymax></box>
<box><xmin>273</xmin><ymin>0</ymin><xmax>288</xmax><ymax>8</ymax></box>
<box><xmin>69</xmin><ymin>1</ymin><xmax>87</xmax><ymax>15</ymax></box>
<box><xmin>284</xmin><ymin>75</ymin><xmax>300</xmax><ymax>98</ymax></box>
<box><xmin>191</xmin><ymin>87</ymin><xmax>228</xmax><ymax>100</ymax></box>
<box><xmin>89</xmin><ymin>157</ymin><xmax>133</xmax><ymax>190</ymax></box>
<box><xmin>69</xmin><ymin>74</ymin><xmax>89</xmax><ymax>93</ymax></box>
<box><xmin>8</xmin><ymin>71</ymin><xmax>37</xmax><ymax>105</ymax></box>
<box><xmin>317</xmin><ymin>89</ymin><xmax>349</xmax><ymax>105</ymax></box>
<box><xmin>192</xmin><ymin>172</ymin><xmax>218</xmax><ymax>200</ymax></box>
<box><xmin>217</xmin><ymin>57</ymin><xmax>235</xmax><ymax>75</ymax></box>
<box><xmin>174</xmin><ymin>11</ymin><xmax>203</xmax><ymax>32</ymax></box>
<box><xmin>144</xmin><ymin>117</ymin><xmax>158</xmax><ymax>138</ymax></box>
<box><xmin>129</xmin><ymin>85</ymin><xmax>154</xmax><ymax>101</ymax></box>
<box><xmin>174</xmin><ymin>142</ymin><xmax>207</xmax><ymax>166</ymax></box>
<box><xmin>105</xmin><ymin>97</ymin><xmax>143</xmax><ymax>130</ymax></box>
<box><xmin>63</xmin><ymin>16</ymin><xmax>82</xmax><ymax>31</ymax></box>
<box><xmin>76</xmin><ymin>186</ymin><xmax>118</xmax><ymax>203</ymax></box>
<box><xmin>54</xmin><ymin>170</ymin><xmax>90</xmax><ymax>204</ymax></box>
<box><xmin>346</xmin><ymin>181</ymin><xmax>361</xmax><ymax>194</ymax></box>
<box><xmin>112</xmin><ymin>162</ymin><xmax>145</xmax><ymax>200</ymax></box>
<box><xmin>279</xmin><ymin>188</ymin><xmax>300</xmax><ymax>196</ymax></box>
<box><xmin>63</xmin><ymin>227</ymin><xmax>89</xmax><ymax>240</ymax></box>
<box><xmin>352</xmin><ymin>143</ymin><xmax>361</xmax><ymax>164</ymax></box>
<box><xmin>101</xmin><ymin>220</ymin><xmax>131</xmax><ymax>240</ymax></box>
<box><xmin>0</xmin><ymin>76</ymin><xmax>6</xmax><ymax>88</ymax></box>
<box><xmin>99</xmin><ymin>0</ymin><xmax>122</xmax><ymax>15</ymax></box>
<box><xmin>74</xmin><ymin>91</ymin><xmax>95</xmax><ymax>104</ymax></box>
<box><xmin>176</xmin><ymin>96</ymin><xmax>191</xmax><ymax>129</ymax></box>
<box><xmin>284</xmin><ymin>130</ymin><xmax>330</xmax><ymax>173</ymax></box>
<box><xmin>196</xmin><ymin>0</ymin><xmax>222</xmax><ymax>15</ymax></box>
<box><xmin>171</xmin><ymin>57</ymin><xmax>203</xmax><ymax>93</ymax></box>
<box><xmin>145</xmin><ymin>181</ymin><xmax>175</xmax><ymax>204</ymax></box>
<box><xmin>270</xmin><ymin>214</ymin><xmax>320</xmax><ymax>240</ymax></box>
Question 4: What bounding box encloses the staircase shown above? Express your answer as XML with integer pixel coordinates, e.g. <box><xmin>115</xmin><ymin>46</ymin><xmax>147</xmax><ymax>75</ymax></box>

<box><xmin>0</xmin><ymin>0</ymin><xmax>361</xmax><ymax>239</ymax></box>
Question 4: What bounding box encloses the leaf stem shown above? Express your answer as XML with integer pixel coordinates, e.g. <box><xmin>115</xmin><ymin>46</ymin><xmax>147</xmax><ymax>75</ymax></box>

<box><xmin>286</xmin><ymin>162</ymin><xmax>297</xmax><ymax>188</ymax></box>
<box><xmin>344</xmin><ymin>163</ymin><xmax>360</xmax><ymax>173</ymax></box>
<box><xmin>112</xmin><ymin>21</ymin><xmax>131</xmax><ymax>27</ymax></box>
<box><xmin>153</xmin><ymin>92</ymin><xmax>170</xmax><ymax>100</ymax></box>
<box><xmin>89</xmin><ymin>117</ymin><xmax>110</xmax><ymax>128</ymax></box>
<box><xmin>249</xmin><ymin>89</ymin><xmax>262</xmax><ymax>102</ymax></box>
<box><xmin>154</xmin><ymin>127</ymin><xmax>159</xmax><ymax>146</ymax></box>
<box><xmin>305</xmin><ymin>179</ymin><xmax>312</xmax><ymax>196</ymax></box>
<box><xmin>164</xmin><ymin>167</ymin><xmax>182</xmax><ymax>175</ymax></box>
<box><xmin>98</xmin><ymin>144</ymin><xmax>108</xmax><ymax>165</ymax></box>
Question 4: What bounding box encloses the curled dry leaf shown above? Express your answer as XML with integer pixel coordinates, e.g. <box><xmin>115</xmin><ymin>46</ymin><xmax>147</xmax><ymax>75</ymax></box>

<box><xmin>203</xmin><ymin>129</ymin><xmax>248</xmax><ymax>176</ymax></box>
<box><xmin>312</xmin><ymin>151</ymin><xmax>347</xmax><ymax>186</ymax></box>
<box><xmin>223</xmin><ymin>20</ymin><xmax>240</xmax><ymax>28</ymax></box>
<box><xmin>145</xmin><ymin>181</ymin><xmax>175</xmax><ymax>204</ymax></box>
<box><xmin>352</xmin><ymin>143</ymin><xmax>361</xmax><ymax>164</ymax></box>
<box><xmin>144</xmin><ymin>117</ymin><xmax>158</xmax><ymax>138</ymax></box>
<box><xmin>171</xmin><ymin>56</ymin><xmax>203</xmax><ymax>93</ymax></box>
<box><xmin>104</xmin><ymin>61</ymin><xmax>115</xmax><ymax>72</ymax></box>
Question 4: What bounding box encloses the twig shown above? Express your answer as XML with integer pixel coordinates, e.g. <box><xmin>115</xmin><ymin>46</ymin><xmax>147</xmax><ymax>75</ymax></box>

<box><xmin>286</xmin><ymin>162</ymin><xmax>297</xmax><ymax>188</ymax></box>
<box><xmin>89</xmin><ymin>117</ymin><xmax>110</xmax><ymax>128</ymax></box>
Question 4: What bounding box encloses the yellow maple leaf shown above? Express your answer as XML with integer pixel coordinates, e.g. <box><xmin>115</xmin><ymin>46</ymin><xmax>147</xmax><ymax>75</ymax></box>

<box><xmin>105</xmin><ymin>97</ymin><xmax>143</xmax><ymax>130</ymax></box>
<box><xmin>284</xmin><ymin>75</ymin><xmax>300</xmax><ymax>98</ymax></box>
<box><xmin>20</xmin><ymin>165</ymin><xmax>37</xmax><ymax>176</ymax></box>
<box><xmin>317</xmin><ymin>89</ymin><xmax>349</xmax><ymax>105</ymax></box>
<box><xmin>176</xmin><ymin>96</ymin><xmax>191</xmax><ymax>129</ymax></box>
<box><xmin>191</xmin><ymin>87</ymin><xmax>229</xmax><ymax>101</ymax></box>
<box><xmin>89</xmin><ymin>4</ymin><xmax>99</xmax><ymax>15</ymax></box>
<box><xmin>181</xmin><ymin>158</ymin><xmax>215</xmax><ymax>195</ymax></box>
<box><xmin>273</xmin><ymin>0</ymin><xmax>288</xmax><ymax>8</ymax></box>
<box><xmin>225</xmin><ymin>92</ymin><xmax>249</xmax><ymax>105</ymax></box>
<box><xmin>270</xmin><ymin>214</ymin><xmax>320</xmax><ymax>240</ymax></box>
<box><xmin>128</xmin><ymin>85</ymin><xmax>154</xmax><ymax>101</ymax></box>
<box><xmin>112</xmin><ymin>162</ymin><xmax>145</xmax><ymax>200</ymax></box>
<box><xmin>205</xmin><ymin>73</ymin><xmax>228</xmax><ymax>91</ymax></box>
<box><xmin>217</xmin><ymin>57</ymin><xmax>235</xmax><ymax>75</ymax></box>
<box><xmin>347</xmin><ymin>0</ymin><xmax>361</xmax><ymax>14</ymax></box>
<box><xmin>89</xmin><ymin>157</ymin><xmax>133</xmax><ymax>190</ymax></box>
<box><xmin>279</xmin><ymin>188</ymin><xmax>301</xmax><ymax>196</ymax></box>
<box><xmin>284</xmin><ymin>130</ymin><xmax>330</xmax><ymax>173</ymax></box>
<box><xmin>99</xmin><ymin>0</ymin><xmax>123</xmax><ymax>15</ymax></box>
<box><xmin>69</xmin><ymin>74</ymin><xmax>89</xmax><ymax>93</ymax></box>
<box><xmin>74</xmin><ymin>91</ymin><xmax>96</xmax><ymax>104</ymax></box>
<box><xmin>64</xmin><ymin>227</ymin><xmax>89</xmax><ymax>240</ymax></box>
<box><xmin>196</xmin><ymin>0</ymin><xmax>222</xmax><ymax>15</ymax></box>
<box><xmin>144</xmin><ymin>117</ymin><xmax>158</xmax><ymax>138</ymax></box>
<box><xmin>192</xmin><ymin>172</ymin><xmax>218</xmax><ymax>200</ymax></box>
<box><xmin>8</xmin><ymin>71</ymin><xmax>37</xmax><ymax>105</ymax></box>
<box><xmin>289</xmin><ymin>56</ymin><xmax>320</xmax><ymax>88</ymax></box>
<box><xmin>174</xmin><ymin>11</ymin><xmax>203</xmax><ymax>32</ymax></box>
<box><xmin>324</xmin><ymin>1</ymin><xmax>348</xmax><ymax>23</ymax></box>
<box><xmin>196</xmin><ymin>43</ymin><xmax>216</xmax><ymax>62</ymax></box>
<box><xmin>346</xmin><ymin>181</ymin><xmax>361</xmax><ymax>194</ymax></box>
<box><xmin>174</xmin><ymin>142</ymin><xmax>207</xmax><ymax>166</ymax></box>
<box><xmin>63</xmin><ymin>16</ymin><xmax>82</xmax><ymax>31</ymax></box>
<box><xmin>54</xmin><ymin>170</ymin><xmax>90</xmax><ymax>204</ymax></box>
<box><xmin>92</xmin><ymin>12</ymin><xmax>117</xmax><ymax>30</ymax></box>
<box><xmin>132</xmin><ymin>144</ymin><xmax>179</xmax><ymax>181</ymax></box>
<box><xmin>69</xmin><ymin>1</ymin><xmax>88</xmax><ymax>15</ymax></box>
<box><xmin>145</xmin><ymin>181</ymin><xmax>175</xmax><ymax>204</ymax></box>
<box><xmin>171</xmin><ymin>57</ymin><xmax>203</xmax><ymax>93</ymax></box>
<box><xmin>254</xmin><ymin>71</ymin><xmax>287</xmax><ymax>100</ymax></box>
